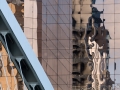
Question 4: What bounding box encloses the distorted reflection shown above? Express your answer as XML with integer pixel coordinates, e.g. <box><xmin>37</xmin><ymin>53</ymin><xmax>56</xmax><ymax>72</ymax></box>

<box><xmin>72</xmin><ymin>0</ymin><xmax>117</xmax><ymax>90</ymax></box>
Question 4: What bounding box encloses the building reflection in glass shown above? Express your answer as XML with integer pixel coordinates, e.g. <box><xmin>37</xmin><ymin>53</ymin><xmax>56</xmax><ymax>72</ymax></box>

<box><xmin>72</xmin><ymin>0</ymin><xmax>117</xmax><ymax>90</ymax></box>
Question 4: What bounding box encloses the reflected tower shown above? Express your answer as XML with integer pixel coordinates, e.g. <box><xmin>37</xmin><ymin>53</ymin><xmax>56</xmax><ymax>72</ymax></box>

<box><xmin>72</xmin><ymin>0</ymin><xmax>114</xmax><ymax>90</ymax></box>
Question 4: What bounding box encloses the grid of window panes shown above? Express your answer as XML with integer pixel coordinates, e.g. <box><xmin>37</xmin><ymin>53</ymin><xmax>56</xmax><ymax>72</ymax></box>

<box><xmin>42</xmin><ymin>0</ymin><xmax>72</xmax><ymax>90</ymax></box>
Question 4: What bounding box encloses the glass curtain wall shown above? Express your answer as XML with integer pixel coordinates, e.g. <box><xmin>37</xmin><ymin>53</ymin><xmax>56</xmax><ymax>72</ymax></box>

<box><xmin>42</xmin><ymin>0</ymin><xmax>72</xmax><ymax>90</ymax></box>
<box><xmin>72</xmin><ymin>0</ymin><xmax>120</xmax><ymax>90</ymax></box>
<box><xmin>41</xmin><ymin>0</ymin><xmax>120</xmax><ymax>90</ymax></box>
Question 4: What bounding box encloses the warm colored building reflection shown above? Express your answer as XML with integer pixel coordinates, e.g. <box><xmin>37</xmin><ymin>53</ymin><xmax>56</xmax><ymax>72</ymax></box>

<box><xmin>8</xmin><ymin>3</ymin><xmax>24</xmax><ymax>30</ymax></box>
<box><xmin>0</xmin><ymin>42</ymin><xmax>24</xmax><ymax>90</ymax></box>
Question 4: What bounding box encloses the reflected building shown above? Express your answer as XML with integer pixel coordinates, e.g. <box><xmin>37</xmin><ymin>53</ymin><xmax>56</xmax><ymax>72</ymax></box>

<box><xmin>72</xmin><ymin>0</ymin><xmax>114</xmax><ymax>90</ymax></box>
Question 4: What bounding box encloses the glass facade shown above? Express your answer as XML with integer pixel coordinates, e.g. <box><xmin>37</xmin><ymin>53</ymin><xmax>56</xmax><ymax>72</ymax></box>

<box><xmin>72</xmin><ymin>0</ymin><xmax>120</xmax><ymax>90</ymax></box>
<box><xmin>42</xmin><ymin>0</ymin><xmax>72</xmax><ymax>90</ymax></box>
<box><xmin>7</xmin><ymin>0</ymin><xmax>120</xmax><ymax>90</ymax></box>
